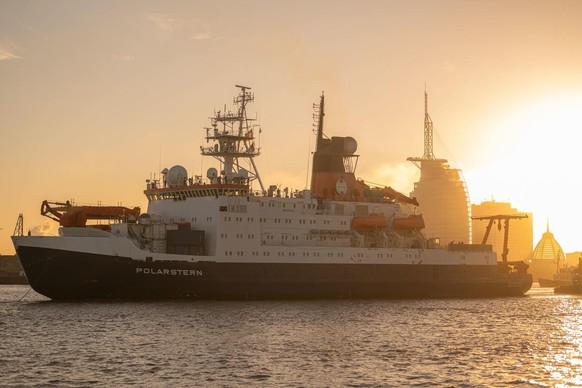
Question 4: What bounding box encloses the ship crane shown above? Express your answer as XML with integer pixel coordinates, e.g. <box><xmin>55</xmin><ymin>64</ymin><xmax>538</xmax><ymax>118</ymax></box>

<box><xmin>381</xmin><ymin>186</ymin><xmax>419</xmax><ymax>206</ymax></box>
<box><xmin>472</xmin><ymin>214</ymin><xmax>528</xmax><ymax>263</ymax></box>
<box><xmin>41</xmin><ymin>200</ymin><xmax>140</xmax><ymax>228</ymax></box>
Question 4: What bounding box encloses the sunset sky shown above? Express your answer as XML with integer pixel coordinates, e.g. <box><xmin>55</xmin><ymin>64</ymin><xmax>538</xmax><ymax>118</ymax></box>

<box><xmin>1</xmin><ymin>0</ymin><xmax>582</xmax><ymax>255</ymax></box>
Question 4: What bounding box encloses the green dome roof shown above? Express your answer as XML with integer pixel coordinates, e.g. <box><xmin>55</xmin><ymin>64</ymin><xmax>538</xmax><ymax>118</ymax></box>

<box><xmin>531</xmin><ymin>222</ymin><xmax>565</xmax><ymax>263</ymax></box>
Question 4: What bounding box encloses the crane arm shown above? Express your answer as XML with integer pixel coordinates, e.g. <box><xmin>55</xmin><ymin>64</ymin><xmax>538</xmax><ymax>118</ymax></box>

<box><xmin>40</xmin><ymin>200</ymin><xmax>140</xmax><ymax>227</ymax></box>
<box><xmin>382</xmin><ymin>186</ymin><xmax>419</xmax><ymax>206</ymax></box>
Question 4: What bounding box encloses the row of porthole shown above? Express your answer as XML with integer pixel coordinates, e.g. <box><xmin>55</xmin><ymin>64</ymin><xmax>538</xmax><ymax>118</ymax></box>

<box><xmin>228</xmin><ymin>217</ymin><xmax>348</xmax><ymax>226</ymax></box>
<box><xmin>220</xmin><ymin>234</ymin><xmax>256</xmax><ymax>239</ymax></box>
<box><xmin>404</xmin><ymin>254</ymin><xmax>421</xmax><ymax>259</ymax></box>
<box><xmin>260</xmin><ymin>202</ymin><xmax>316</xmax><ymax>209</ymax></box>
<box><xmin>262</xmin><ymin>234</ymin><xmax>344</xmax><ymax>242</ymax></box>
<box><xmin>224</xmin><ymin>251</ymin><xmax>354</xmax><ymax>258</ymax></box>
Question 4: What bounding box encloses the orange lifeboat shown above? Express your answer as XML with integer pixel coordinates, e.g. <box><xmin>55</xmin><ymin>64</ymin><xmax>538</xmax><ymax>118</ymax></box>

<box><xmin>351</xmin><ymin>214</ymin><xmax>387</xmax><ymax>230</ymax></box>
<box><xmin>392</xmin><ymin>214</ymin><xmax>425</xmax><ymax>231</ymax></box>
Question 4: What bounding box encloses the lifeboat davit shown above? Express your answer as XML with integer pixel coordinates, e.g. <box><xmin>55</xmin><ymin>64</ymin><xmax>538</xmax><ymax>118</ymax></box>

<box><xmin>351</xmin><ymin>214</ymin><xmax>387</xmax><ymax>230</ymax></box>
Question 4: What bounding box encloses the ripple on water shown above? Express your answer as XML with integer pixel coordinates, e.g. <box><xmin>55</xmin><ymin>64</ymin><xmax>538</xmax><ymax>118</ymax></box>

<box><xmin>2</xmin><ymin>286</ymin><xmax>582</xmax><ymax>386</ymax></box>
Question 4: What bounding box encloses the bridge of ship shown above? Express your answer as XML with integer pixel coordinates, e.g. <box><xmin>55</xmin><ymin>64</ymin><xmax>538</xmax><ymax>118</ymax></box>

<box><xmin>144</xmin><ymin>183</ymin><xmax>251</xmax><ymax>201</ymax></box>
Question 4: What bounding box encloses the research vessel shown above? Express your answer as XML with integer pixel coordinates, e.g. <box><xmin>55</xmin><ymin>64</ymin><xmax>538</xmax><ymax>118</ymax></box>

<box><xmin>12</xmin><ymin>86</ymin><xmax>532</xmax><ymax>300</ymax></box>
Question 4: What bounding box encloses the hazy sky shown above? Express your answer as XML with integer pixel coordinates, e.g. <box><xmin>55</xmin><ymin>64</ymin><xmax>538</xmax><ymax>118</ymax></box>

<box><xmin>1</xmin><ymin>0</ymin><xmax>582</xmax><ymax>254</ymax></box>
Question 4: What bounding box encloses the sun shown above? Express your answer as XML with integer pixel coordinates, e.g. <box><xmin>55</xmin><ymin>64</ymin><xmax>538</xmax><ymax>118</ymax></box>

<box><xmin>466</xmin><ymin>93</ymin><xmax>582</xmax><ymax>252</ymax></box>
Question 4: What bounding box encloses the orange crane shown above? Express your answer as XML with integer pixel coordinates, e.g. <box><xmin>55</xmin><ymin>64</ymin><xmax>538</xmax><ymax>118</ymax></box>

<box><xmin>41</xmin><ymin>200</ymin><xmax>140</xmax><ymax>229</ymax></box>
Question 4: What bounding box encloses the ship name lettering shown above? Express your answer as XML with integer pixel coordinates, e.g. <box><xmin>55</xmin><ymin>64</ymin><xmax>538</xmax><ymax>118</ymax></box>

<box><xmin>136</xmin><ymin>268</ymin><xmax>203</xmax><ymax>276</ymax></box>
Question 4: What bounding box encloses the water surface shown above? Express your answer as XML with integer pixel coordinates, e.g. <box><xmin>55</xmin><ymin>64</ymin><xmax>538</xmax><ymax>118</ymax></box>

<box><xmin>1</xmin><ymin>285</ymin><xmax>581</xmax><ymax>387</ymax></box>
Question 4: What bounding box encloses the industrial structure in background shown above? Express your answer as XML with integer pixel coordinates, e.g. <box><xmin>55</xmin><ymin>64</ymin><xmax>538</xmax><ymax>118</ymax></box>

<box><xmin>0</xmin><ymin>214</ymin><xmax>27</xmax><ymax>284</ymax></box>
<box><xmin>471</xmin><ymin>201</ymin><xmax>533</xmax><ymax>262</ymax></box>
<box><xmin>0</xmin><ymin>254</ymin><xmax>26</xmax><ymax>284</ymax></box>
<box><xmin>471</xmin><ymin>214</ymin><xmax>529</xmax><ymax>263</ymax></box>
<box><xmin>408</xmin><ymin>91</ymin><xmax>471</xmax><ymax>245</ymax></box>
<box><xmin>529</xmin><ymin>222</ymin><xmax>567</xmax><ymax>282</ymax></box>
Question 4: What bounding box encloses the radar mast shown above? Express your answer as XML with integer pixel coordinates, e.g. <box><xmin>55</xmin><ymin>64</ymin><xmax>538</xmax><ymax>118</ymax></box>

<box><xmin>200</xmin><ymin>85</ymin><xmax>265</xmax><ymax>193</ymax></box>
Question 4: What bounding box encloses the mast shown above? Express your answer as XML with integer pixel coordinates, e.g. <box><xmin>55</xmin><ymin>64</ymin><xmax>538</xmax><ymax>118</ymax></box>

<box><xmin>200</xmin><ymin>85</ymin><xmax>265</xmax><ymax>193</ymax></box>
<box><xmin>310</xmin><ymin>92</ymin><xmax>325</xmax><ymax>192</ymax></box>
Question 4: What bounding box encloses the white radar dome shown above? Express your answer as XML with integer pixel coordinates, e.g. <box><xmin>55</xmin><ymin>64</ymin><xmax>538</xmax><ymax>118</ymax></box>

<box><xmin>344</xmin><ymin>137</ymin><xmax>358</xmax><ymax>154</ymax></box>
<box><xmin>207</xmin><ymin>167</ymin><xmax>218</xmax><ymax>179</ymax></box>
<box><xmin>167</xmin><ymin>165</ymin><xmax>188</xmax><ymax>187</ymax></box>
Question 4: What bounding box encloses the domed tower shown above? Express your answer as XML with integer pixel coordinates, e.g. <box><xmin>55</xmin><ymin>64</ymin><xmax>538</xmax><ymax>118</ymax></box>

<box><xmin>529</xmin><ymin>222</ymin><xmax>566</xmax><ymax>281</ymax></box>
<box><xmin>407</xmin><ymin>90</ymin><xmax>471</xmax><ymax>245</ymax></box>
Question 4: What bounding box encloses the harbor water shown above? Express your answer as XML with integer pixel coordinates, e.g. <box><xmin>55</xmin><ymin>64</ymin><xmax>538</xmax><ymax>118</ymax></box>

<box><xmin>1</xmin><ymin>285</ymin><xmax>582</xmax><ymax>387</ymax></box>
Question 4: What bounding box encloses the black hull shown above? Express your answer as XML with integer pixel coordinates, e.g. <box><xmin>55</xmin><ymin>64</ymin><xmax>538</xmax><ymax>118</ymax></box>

<box><xmin>554</xmin><ymin>284</ymin><xmax>582</xmax><ymax>295</ymax></box>
<box><xmin>16</xmin><ymin>246</ymin><xmax>532</xmax><ymax>300</ymax></box>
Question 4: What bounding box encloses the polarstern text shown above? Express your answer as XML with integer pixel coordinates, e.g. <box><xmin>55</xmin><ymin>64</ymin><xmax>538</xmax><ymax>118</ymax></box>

<box><xmin>136</xmin><ymin>268</ymin><xmax>203</xmax><ymax>276</ymax></box>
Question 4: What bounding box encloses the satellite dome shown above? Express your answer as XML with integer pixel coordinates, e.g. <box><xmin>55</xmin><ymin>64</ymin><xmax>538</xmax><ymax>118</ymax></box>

<box><xmin>138</xmin><ymin>213</ymin><xmax>151</xmax><ymax>225</ymax></box>
<box><xmin>207</xmin><ymin>167</ymin><xmax>218</xmax><ymax>179</ymax></box>
<box><xmin>167</xmin><ymin>165</ymin><xmax>188</xmax><ymax>187</ymax></box>
<box><xmin>344</xmin><ymin>137</ymin><xmax>358</xmax><ymax>154</ymax></box>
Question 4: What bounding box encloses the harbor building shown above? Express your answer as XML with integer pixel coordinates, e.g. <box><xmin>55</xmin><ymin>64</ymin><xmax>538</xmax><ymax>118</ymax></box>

<box><xmin>471</xmin><ymin>201</ymin><xmax>533</xmax><ymax>262</ymax></box>
<box><xmin>408</xmin><ymin>91</ymin><xmax>471</xmax><ymax>245</ymax></box>
<box><xmin>566</xmin><ymin>251</ymin><xmax>582</xmax><ymax>267</ymax></box>
<box><xmin>0</xmin><ymin>254</ymin><xmax>27</xmax><ymax>284</ymax></box>
<box><xmin>529</xmin><ymin>223</ymin><xmax>566</xmax><ymax>282</ymax></box>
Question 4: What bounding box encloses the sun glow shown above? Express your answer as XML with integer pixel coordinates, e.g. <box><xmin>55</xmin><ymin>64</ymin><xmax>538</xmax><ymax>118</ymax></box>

<box><xmin>466</xmin><ymin>94</ymin><xmax>582</xmax><ymax>252</ymax></box>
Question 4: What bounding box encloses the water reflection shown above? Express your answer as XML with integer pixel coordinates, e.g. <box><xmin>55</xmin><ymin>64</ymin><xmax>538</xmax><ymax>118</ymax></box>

<box><xmin>539</xmin><ymin>297</ymin><xmax>582</xmax><ymax>387</ymax></box>
<box><xmin>3</xmin><ymin>285</ymin><xmax>582</xmax><ymax>386</ymax></box>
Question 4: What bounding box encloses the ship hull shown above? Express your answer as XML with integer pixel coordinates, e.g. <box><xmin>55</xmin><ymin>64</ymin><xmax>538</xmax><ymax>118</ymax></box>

<box><xmin>16</xmin><ymin>245</ymin><xmax>532</xmax><ymax>300</ymax></box>
<box><xmin>554</xmin><ymin>283</ymin><xmax>582</xmax><ymax>294</ymax></box>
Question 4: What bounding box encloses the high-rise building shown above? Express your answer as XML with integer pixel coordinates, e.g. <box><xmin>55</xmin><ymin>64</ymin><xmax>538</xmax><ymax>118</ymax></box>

<box><xmin>471</xmin><ymin>201</ymin><xmax>533</xmax><ymax>262</ymax></box>
<box><xmin>408</xmin><ymin>91</ymin><xmax>471</xmax><ymax>245</ymax></box>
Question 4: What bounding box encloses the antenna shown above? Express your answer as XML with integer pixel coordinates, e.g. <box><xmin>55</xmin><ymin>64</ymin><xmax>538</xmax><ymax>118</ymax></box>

<box><xmin>423</xmin><ymin>87</ymin><xmax>435</xmax><ymax>160</ymax></box>
<box><xmin>158</xmin><ymin>144</ymin><xmax>162</xmax><ymax>179</ymax></box>
<box><xmin>305</xmin><ymin>131</ymin><xmax>312</xmax><ymax>189</ymax></box>
<box><xmin>310</xmin><ymin>92</ymin><xmax>325</xmax><ymax>192</ymax></box>
<box><xmin>200</xmin><ymin>85</ymin><xmax>265</xmax><ymax>193</ymax></box>
<box><xmin>407</xmin><ymin>87</ymin><xmax>445</xmax><ymax>167</ymax></box>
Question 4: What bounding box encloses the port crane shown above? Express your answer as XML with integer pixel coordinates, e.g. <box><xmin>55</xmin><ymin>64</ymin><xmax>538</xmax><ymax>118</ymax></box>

<box><xmin>472</xmin><ymin>214</ymin><xmax>528</xmax><ymax>263</ymax></box>
<box><xmin>13</xmin><ymin>214</ymin><xmax>23</xmax><ymax>236</ymax></box>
